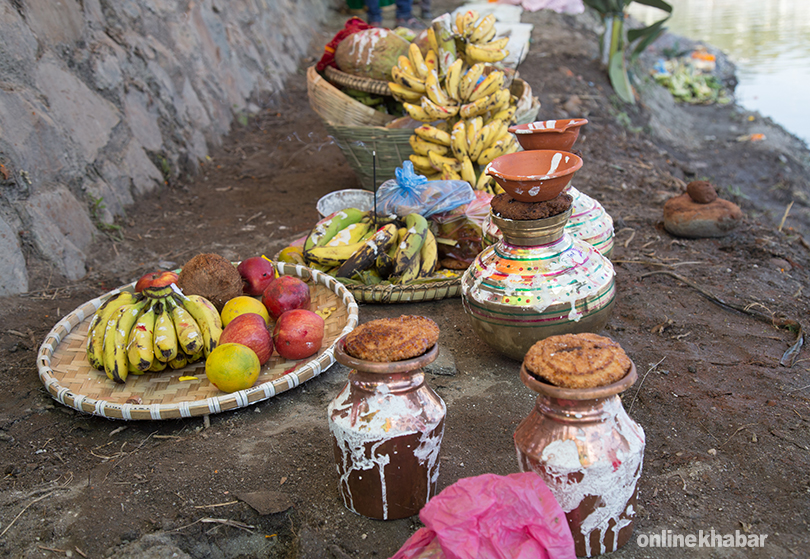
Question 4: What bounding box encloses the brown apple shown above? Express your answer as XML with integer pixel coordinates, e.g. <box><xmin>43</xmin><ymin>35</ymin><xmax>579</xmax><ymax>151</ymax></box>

<box><xmin>272</xmin><ymin>309</ymin><xmax>324</xmax><ymax>360</ymax></box>
<box><xmin>237</xmin><ymin>256</ymin><xmax>277</xmax><ymax>296</ymax></box>
<box><xmin>219</xmin><ymin>313</ymin><xmax>274</xmax><ymax>365</ymax></box>
<box><xmin>262</xmin><ymin>275</ymin><xmax>311</xmax><ymax>320</ymax></box>
<box><xmin>134</xmin><ymin>270</ymin><xmax>179</xmax><ymax>293</ymax></box>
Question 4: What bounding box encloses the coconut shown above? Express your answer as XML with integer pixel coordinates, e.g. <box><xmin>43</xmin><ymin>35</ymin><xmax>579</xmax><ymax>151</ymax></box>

<box><xmin>334</xmin><ymin>28</ymin><xmax>410</xmax><ymax>81</ymax></box>
<box><xmin>177</xmin><ymin>253</ymin><xmax>243</xmax><ymax>312</ymax></box>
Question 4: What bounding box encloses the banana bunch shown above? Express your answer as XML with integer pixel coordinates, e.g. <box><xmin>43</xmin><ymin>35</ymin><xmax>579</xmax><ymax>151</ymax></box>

<box><xmin>86</xmin><ymin>286</ymin><xmax>222</xmax><ymax>384</ymax></box>
<box><xmin>454</xmin><ymin>10</ymin><xmax>510</xmax><ymax>64</ymax></box>
<box><xmin>299</xmin><ymin>209</ymin><xmax>440</xmax><ymax>285</ymax></box>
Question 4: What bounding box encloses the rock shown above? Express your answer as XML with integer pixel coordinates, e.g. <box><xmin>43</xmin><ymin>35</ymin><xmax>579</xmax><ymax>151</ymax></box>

<box><xmin>686</xmin><ymin>180</ymin><xmax>718</xmax><ymax>204</ymax></box>
<box><xmin>663</xmin><ymin>193</ymin><xmax>743</xmax><ymax>238</ymax></box>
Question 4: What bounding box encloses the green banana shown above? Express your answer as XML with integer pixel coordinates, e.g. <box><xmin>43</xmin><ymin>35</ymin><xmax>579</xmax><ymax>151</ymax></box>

<box><xmin>86</xmin><ymin>291</ymin><xmax>138</xmax><ymax>370</ymax></box>
<box><xmin>376</xmin><ymin>226</ymin><xmax>406</xmax><ymax>278</ymax></box>
<box><xmin>335</xmin><ymin>223</ymin><xmax>398</xmax><ymax>278</ymax></box>
<box><xmin>171</xmin><ymin>286</ymin><xmax>222</xmax><ymax>357</ymax></box>
<box><xmin>152</xmin><ymin>299</ymin><xmax>178</xmax><ymax>363</ymax></box>
<box><xmin>126</xmin><ymin>298</ymin><xmax>158</xmax><ymax>372</ymax></box>
<box><xmin>392</xmin><ymin>213</ymin><xmax>429</xmax><ymax>278</ymax></box>
<box><xmin>303</xmin><ymin>208</ymin><xmax>367</xmax><ymax>252</ymax></box>
<box><xmin>325</xmin><ymin>220</ymin><xmax>372</xmax><ymax>247</ymax></box>
<box><xmin>305</xmin><ymin>229</ymin><xmax>376</xmax><ymax>268</ymax></box>
<box><xmin>103</xmin><ymin>298</ymin><xmax>149</xmax><ymax>384</ymax></box>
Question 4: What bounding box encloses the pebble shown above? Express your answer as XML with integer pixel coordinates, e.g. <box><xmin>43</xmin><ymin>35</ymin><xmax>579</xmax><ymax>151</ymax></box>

<box><xmin>663</xmin><ymin>193</ymin><xmax>742</xmax><ymax>238</ymax></box>
<box><xmin>685</xmin><ymin>180</ymin><xmax>718</xmax><ymax>204</ymax></box>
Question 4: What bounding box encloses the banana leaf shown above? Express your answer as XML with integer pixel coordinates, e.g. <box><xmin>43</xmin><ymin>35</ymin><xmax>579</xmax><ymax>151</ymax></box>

<box><xmin>608</xmin><ymin>50</ymin><xmax>635</xmax><ymax>104</ymax></box>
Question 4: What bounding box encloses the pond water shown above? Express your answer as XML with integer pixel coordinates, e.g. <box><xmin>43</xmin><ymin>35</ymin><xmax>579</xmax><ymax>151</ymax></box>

<box><xmin>628</xmin><ymin>0</ymin><xmax>810</xmax><ymax>146</ymax></box>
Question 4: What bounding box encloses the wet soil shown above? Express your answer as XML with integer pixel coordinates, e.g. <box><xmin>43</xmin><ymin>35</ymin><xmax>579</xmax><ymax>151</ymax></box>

<box><xmin>1</xmin><ymin>2</ymin><xmax>809</xmax><ymax>558</ymax></box>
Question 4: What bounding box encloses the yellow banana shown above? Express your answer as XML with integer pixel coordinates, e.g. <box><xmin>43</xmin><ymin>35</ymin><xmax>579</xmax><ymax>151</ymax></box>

<box><xmin>460</xmin><ymin>155</ymin><xmax>476</xmax><ymax>185</ymax></box>
<box><xmin>468</xmin><ymin>71</ymin><xmax>504</xmax><ymax>102</ymax></box>
<box><xmin>171</xmin><ymin>286</ymin><xmax>223</xmax><ymax>357</ymax></box>
<box><xmin>479</xmin><ymin>25</ymin><xmax>497</xmax><ymax>44</ymax></box>
<box><xmin>388</xmin><ymin>82</ymin><xmax>423</xmax><ymax>103</ymax></box>
<box><xmin>186</xmin><ymin>294</ymin><xmax>222</xmax><ymax>330</ymax></box>
<box><xmin>466</xmin><ymin>116</ymin><xmax>483</xmax><ymax>151</ymax></box>
<box><xmin>304</xmin><ymin>232</ymin><xmax>374</xmax><ymax>268</ymax></box>
<box><xmin>392</xmin><ymin>213</ymin><xmax>428</xmax><ymax>281</ymax></box>
<box><xmin>491</xmin><ymin>105</ymin><xmax>517</xmax><ymax>124</ymax></box>
<box><xmin>424</xmin><ymin>49</ymin><xmax>438</xmax><ymax>77</ymax></box>
<box><xmin>425</xmin><ymin>69</ymin><xmax>454</xmax><ymax>108</ymax></box>
<box><xmin>428</xmin><ymin>150</ymin><xmax>462</xmax><ymax>172</ymax></box>
<box><xmin>325</xmin><ymin>221</ymin><xmax>371</xmax><ymax>247</ymax></box>
<box><xmin>427</xmin><ymin>27</ymin><xmax>439</xmax><ymax>57</ymax></box>
<box><xmin>408</xmin><ymin>43</ymin><xmax>429</xmax><ymax>79</ymax></box>
<box><xmin>421</xmin><ymin>96</ymin><xmax>459</xmax><ymax>120</ymax></box>
<box><xmin>445</xmin><ymin>58</ymin><xmax>464</xmax><ymax>102</ymax></box>
<box><xmin>469</xmin><ymin>15</ymin><xmax>497</xmax><ymax>44</ymax></box>
<box><xmin>451</xmin><ymin>120</ymin><xmax>469</xmax><ymax>160</ymax></box>
<box><xmin>391</xmin><ymin>65</ymin><xmax>426</xmax><ymax>93</ymax></box>
<box><xmin>168</xmin><ymin>352</ymin><xmax>189</xmax><ymax>370</ymax></box>
<box><xmin>126</xmin><ymin>298</ymin><xmax>157</xmax><ymax>373</ymax></box>
<box><xmin>304</xmin><ymin>207</ymin><xmax>367</xmax><ymax>251</ymax></box>
<box><xmin>460</xmin><ymin>90</ymin><xmax>504</xmax><ymax>119</ymax></box>
<box><xmin>104</xmin><ymin>298</ymin><xmax>149</xmax><ymax>384</ymax></box>
<box><xmin>489</xmin><ymin>89</ymin><xmax>513</xmax><ymax>114</ymax></box>
<box><xmin>152</xmin><ymin>298</ymin><xmax>178</xmax><ymax>363</ymax></box>
<box><xmin>482</xmin><ymin>37</ymin><xmax>510</xmax><ymax>50</ymax></box>
<box><xmin>397</xmin><ymin>55</ymin><xmax>415</xmax><ymax>75</ymax></box>
<box><xmin>470</xmin><ymin>121</ymin><xmax>495</xmax><ymax>161</ymax></box>
<box><xmin>459</xmin><ymin>63</ymin><xmax>485</xmax><ymax>102</ymax></box>
<box><xmin>466</xmin><ymin>42</ymin><xmax>508</xmax><ymax>63</ymax></box>
<box><xmin>409</xmin><ymin>154</ymin><xmax>435</xmax><ymax>174</ymax></box>
<box><xmin>403</xmin><ymin>101</ymin><xmax>434</xmax><ymax>122</ymax></box>
<box><xmin>486</xmin><ymin>119</ymin><xmax>509</xmax><ymax>147</ymax></box>
<box><xmin>186</xmin><ymin>347</ymin><xmax>205</xmax><ymax>365</ymax></box>
<box><xmin>335</xmin><ymin>223</ymin><xmax>398</xmax><ymax>278</ymax></box>
<box><xmin>148</xmin><ymin>358</ymin><xmax>168</xmax><ymax>373</ymax></box>
<box><xmin>460</xmin><ymin>10</ymin><xmax>480</xmax><ymax>38</ymax></box>
<box><xmin>86</xmin><ymin>291</ymin><xmax>138</xmax><ymax>371</ymax></box>
<box><xmin>477</xmin><ymin>137</ymin><xmax>516</xmax><ymax>166</ymax></box>
<box><xmin>455</xmin><ymin>11</ymin><xmax>465</xmax><ymax>35</ymax></box>
<box><xmin>418</xmin><ymin>229</ymin><xmax>438</xmax><ymax>278</ymax></box>
<box><xmin>414</xmin><ymin>125</ymin><xmax>452</xmax><ymax>146</ymax></box>
<box><xmin>440</xmin><ymin>163</ymin><xmax>462</xmax><ymax>181</ymax></box>
<box><xmin>409</xmin><ymin>134</ymin><xmax>450</xmax><ymax>157</ymax></box>
<box><xmin>168</xmin><ymin>297</ymin><xmax>204</xmax><ymax>356</ymax></box>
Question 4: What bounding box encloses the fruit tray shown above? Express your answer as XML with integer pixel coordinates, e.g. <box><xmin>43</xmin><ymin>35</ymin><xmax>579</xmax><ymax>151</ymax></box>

<box><xmin>36</xmin><ymin>263</ymin><xmax>358</xmax><ymax>421</ymax></box>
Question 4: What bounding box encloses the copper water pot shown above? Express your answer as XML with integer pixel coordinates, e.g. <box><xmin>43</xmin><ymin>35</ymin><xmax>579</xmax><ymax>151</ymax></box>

<box><xmin>514</xmin><ymin>363</ymin><xmax>645</xmax><ymax>557</ymax></box>
<box><xmin>328</xmin><ymin>338</ymin><xmax>446</xmax><ymax>520</ymax></box>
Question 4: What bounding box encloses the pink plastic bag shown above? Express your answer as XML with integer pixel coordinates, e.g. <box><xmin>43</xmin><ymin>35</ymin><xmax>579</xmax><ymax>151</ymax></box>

<box><xmin>390</xmin><ymin>472</ymin><xmax>576</xmax><ymax>559</ymax></box>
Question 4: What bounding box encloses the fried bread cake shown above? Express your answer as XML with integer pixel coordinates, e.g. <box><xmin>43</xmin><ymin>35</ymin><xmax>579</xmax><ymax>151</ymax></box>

<box><xmin>344</xmin><ymin>315</ymin><xmax>439</xmax><ymax>362</ymax></box>
<box><xmin>523</xmin><ymin>333</ymin><xmax>630</xmax><ymax>389</ymax></box>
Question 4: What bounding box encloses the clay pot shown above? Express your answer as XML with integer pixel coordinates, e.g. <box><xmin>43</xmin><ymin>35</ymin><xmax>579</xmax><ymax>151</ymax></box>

<box><xmin>485</xmin><ymin>150</ymin><xmax>583</xmax><ymax>203</ymax></box>
<box><xmin>508</xmin><ymin>118</ymin><xmax>588</xmax><ymax>151</ymax></box>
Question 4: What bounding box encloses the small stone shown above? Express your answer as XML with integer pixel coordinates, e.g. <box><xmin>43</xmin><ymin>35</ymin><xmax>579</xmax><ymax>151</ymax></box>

<box><xmin>686</xmin><ymin>180</ymin><xmax>718</xmax><ymax>204</ymax></box>
<box><xmin>707</xmin><ymin>448</ymin><xmax>717</xmax><ymax>456</ymax></box>
<box><xmin>663</xmin><ymin>193</ymin><xmax>743</xmax><ymax>238</ymax></box>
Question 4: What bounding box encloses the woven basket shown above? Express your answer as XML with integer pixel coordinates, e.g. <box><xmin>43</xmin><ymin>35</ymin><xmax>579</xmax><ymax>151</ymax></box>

<box><xmin>347</xmin><ymin>278</ymin><xmax>462</xmax><ymax>304</ymax></box>
<box><xmin>37</xmin><ymin>264</ymin><xmax>358</xmax><ymax>421</ymax></box>
<box><xmin>307</xmin><ymin>65</ymin><xmax>395</xmax><ymax>128</ymax></box>
<box><xmin>324</xmin><ymin>122</ymin><xmax>415</xmax><ymax>190</ymax></box>
<box><xmin>324</xmin><ymin>66</ymin><xmax>392</xmax><ymax>97</ymax></box>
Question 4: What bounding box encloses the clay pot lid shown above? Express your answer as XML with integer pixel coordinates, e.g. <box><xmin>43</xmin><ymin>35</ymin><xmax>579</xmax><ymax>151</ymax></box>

<box><xmin>485</xmin><ymin>150</ymin><xmax>583</xmax><ymax>202</ymax></box>
<box><xmin>509</xmin><ymin>118</ymin><xmax>588</xmax><ymax>135</ymax></box>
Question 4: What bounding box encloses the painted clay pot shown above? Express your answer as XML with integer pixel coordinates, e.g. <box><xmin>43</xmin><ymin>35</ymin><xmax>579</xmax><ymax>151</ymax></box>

<box><xmin>508</xmin><ymin>118</ymin><xmax>588</xmax><ymax>152</ymax></box>
<box><xmin>461</xmin><ymin>208</ymin><xmax>615</xmax><ymax>361</ymax></box>
<box><xmin>514</xmin><ymin>362</ymin><xmax>645</xmax><ymax>557</ymax></box>
<box><xmin>328</xmin><ymin>338</ymin><xmax>446</xmax><ymax>520</ymax></box>
<box><xmin>483</xmin><ymin>185</ymin><xmax>615</xmax><ymax>258</ymax></box>
<box><xmin>485</xmin><ymin>150</ymin><xmax>583</xmax><ymax>202</ymax></box>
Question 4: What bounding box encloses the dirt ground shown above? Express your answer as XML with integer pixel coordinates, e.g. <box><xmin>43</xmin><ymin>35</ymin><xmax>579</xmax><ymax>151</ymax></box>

<box><xmin>1</xmin><ymin>2</ymin><xmax>809</xmax><ymax>558</ymax></box>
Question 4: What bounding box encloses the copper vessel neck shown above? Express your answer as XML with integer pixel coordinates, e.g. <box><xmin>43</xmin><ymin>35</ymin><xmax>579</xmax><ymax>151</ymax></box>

<box><xmin>491</xmin><ymin>208</ymin><xmax>572</xmax><ymax>246</ymax></box>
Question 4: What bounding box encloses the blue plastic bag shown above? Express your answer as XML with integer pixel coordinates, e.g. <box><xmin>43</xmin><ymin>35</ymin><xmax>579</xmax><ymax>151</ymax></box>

<box><xmin>374</xmin><ymin>161</ymin><xmax>475</xmax><ymax>218</ymax></box>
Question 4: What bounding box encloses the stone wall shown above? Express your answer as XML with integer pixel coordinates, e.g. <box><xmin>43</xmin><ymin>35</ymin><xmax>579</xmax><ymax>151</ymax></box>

<box><xmin>0</xmin><ymin>0</ymin><xmax>332</xmax><ymax>296</ymax></box>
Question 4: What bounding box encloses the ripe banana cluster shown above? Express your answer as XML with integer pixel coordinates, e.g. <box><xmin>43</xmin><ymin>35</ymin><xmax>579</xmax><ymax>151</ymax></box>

<box><xmin>455</xmin><ymin>10</ymin><xmax>510</xmax><ymax>64</ymax></box>
<box><xmin>300</xmin><ymin>208</ymin><xmax>439</xmax><ymax>286</ymax></box>
<box><xmin>86</xmin><ymin>286</ymin><xmax>222</xmax><ymax>384</ymax></box>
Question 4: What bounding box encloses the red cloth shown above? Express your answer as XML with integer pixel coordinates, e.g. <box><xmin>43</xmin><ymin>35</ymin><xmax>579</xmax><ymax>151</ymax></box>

<box><xmin>316</xmin><ymin>17</ymin><xmax>374</xmax><ymax>72</ymax></box>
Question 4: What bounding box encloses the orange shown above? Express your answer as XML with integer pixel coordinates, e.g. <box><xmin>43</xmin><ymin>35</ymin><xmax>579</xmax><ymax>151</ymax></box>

<box><xmin>221</xmin><ymin>295</ymin><xmax>271</xmax><ymax>327</ymax></box>
<box><xmin>205</xmin><ymin>343</ymin><xmax>261</xmax><ymax>393</ymax></box>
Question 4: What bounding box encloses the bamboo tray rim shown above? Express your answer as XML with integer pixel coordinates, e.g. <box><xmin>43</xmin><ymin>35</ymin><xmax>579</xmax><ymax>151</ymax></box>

<box><xmin>36</xmin><ymin>263</ymin><xmax>358</xmax><ymax>421</ymax></box>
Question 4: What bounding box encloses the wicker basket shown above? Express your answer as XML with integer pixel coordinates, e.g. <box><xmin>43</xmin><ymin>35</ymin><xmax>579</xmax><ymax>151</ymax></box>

<box><xmin>324</xmin><ymin>66</ymin><xmax>393</xmax><ymax>97</ymax></box>
<box><xmin>347</xmin><ymin>278</ymin><xmax>462</xmax><ymax>304</ymax></box>
<box><xmin>307</xmin><ymin>65</ymin><xmax>395</xmax><ymax>128</ymax></box>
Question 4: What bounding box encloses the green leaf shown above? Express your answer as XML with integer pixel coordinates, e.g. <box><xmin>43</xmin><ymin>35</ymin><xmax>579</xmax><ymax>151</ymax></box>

<box><xmin>631</xmin><ymin>0</ymin><xmax>672</xmax><ymax>13</ymax></box>
<box><xmin>627</xmin><ymin>18</ymin><xmax>668</xmax><ymax>43</ymax></box>
<box><xmin>631</xmin><ymin>25</ymin><xmax>668</xmax><ymax>60</ymax></box>
<box><xmin>609</xmin><ymin>51</ymin><xmax>635</xmax><ymax>104</ymax></box>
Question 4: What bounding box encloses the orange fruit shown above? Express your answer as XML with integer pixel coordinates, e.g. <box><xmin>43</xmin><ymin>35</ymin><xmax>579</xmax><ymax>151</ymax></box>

<box><xmin>221</xmin><ymin>295</ymin><xmax>271</xmax><ymax>327</ymax></box>
<box><xmin>205</xmin><ymin>343</ymin><xmax>261</xmax><ymax>393</ymax></box>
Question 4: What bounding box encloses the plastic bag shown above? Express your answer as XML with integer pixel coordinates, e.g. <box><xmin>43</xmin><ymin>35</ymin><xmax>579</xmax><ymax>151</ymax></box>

<box><xmin>374</xmin><ymin>161</ymin><xmax>474</xmax><ymax>218</ymax></box>
<box><xmin>390</xmin><ymin>472</ymin><xmax>577</xmax><ymax>559</ymax></box>
<box><xmin>430</xmin><ymin>190</ymin><xmax>493</xmax><ymax>269</ymax></box>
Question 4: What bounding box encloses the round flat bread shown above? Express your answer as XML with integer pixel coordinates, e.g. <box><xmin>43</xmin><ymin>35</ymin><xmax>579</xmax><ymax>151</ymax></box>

<box><xmin>523</xmin><ymin>333</ymin><xmax>630</xmax><ymax>389</ymax></box>
<box><xmin>345</xmin><ymin>315</ymin><xmax>439</xmax><ymax>362</ymax></box>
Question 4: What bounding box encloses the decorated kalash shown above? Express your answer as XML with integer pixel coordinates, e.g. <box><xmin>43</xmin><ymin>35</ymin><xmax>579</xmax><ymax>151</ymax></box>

<box><xmin>36</xmin><ymin>7</ymin><xmax>643</xmax><ymax>559</ymax></box>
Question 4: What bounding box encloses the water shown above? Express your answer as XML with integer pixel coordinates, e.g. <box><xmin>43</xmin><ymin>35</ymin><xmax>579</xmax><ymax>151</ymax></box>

<box><xmin>627</xmin><ymin>0</ymin><xmax>810</xmax><ymax>146</ymax></box>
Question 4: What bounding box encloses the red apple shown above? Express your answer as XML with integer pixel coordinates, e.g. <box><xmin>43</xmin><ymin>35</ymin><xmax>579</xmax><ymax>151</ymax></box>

<box><xmin>134</xmin><ymin>271</ymin><xmax>179</xmax><ymax>293</ymax></box>
<box><xmin>219</xmin><ymin>313</ymin><xmax>274</xmax><ymax>365</ymax></box>
<box><xmin>272</xmin><ymin>309</ymin><xmax>324</xmax><ymax>360</ymax></box>
<box><xmin>262</xmin><ymin>275</ymin><xmax>311</xmax><ymax>320</ymax></box>
<box><xmin>237</xmin><ymin>256</ymin><xmax>277</xmax><ymax>296</ymax></box>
